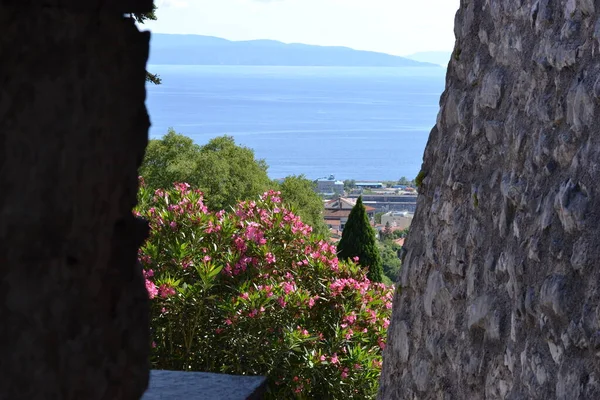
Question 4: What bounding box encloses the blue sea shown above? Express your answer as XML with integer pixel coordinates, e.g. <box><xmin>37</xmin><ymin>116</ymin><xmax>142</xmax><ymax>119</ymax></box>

<box><xmin>146</xmin><ymin>66</ymin><xmax>447</xmax><ymax>181</ymax></box>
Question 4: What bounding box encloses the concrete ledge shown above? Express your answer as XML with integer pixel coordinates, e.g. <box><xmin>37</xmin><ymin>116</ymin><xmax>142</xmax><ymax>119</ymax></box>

<box><xmin>142</xmin><ymin>370</ymin><xmax>267</xmax><ymax>400</ymax></box>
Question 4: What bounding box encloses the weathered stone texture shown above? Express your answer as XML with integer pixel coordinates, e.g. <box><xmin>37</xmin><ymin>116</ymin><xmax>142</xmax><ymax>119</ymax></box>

<box><xmin>0</xmin><ymin>3</ymin><xmax>151</xmax><ymax>400</ymax></box>
<box><xmin>380</xmin><ymin>0</ymin><xmax>600</xmax><ymax>398</ymax></box>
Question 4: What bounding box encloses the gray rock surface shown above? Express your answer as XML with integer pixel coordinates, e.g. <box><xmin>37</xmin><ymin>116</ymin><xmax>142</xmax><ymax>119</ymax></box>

<box><xmin>0</xmin><ymin>1</ymin><xmax>152</xmax><ymax>399</ymax></box>
<box><xmin>142</xmin><ymin>371</ymin><xmax>267</xmax><ymax>400</ymax></box>
<box><xmin>380</xmin><ymin>0</ymin><xmax>600</xmax><ymax>398</ymax></box>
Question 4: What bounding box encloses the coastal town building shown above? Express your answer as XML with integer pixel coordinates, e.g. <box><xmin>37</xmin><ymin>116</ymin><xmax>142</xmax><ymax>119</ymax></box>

<box><xmin>315</xmin><ymin>175</ymin><xmax>344</xmax><ymax>195</ymax></box>
<box><xmin>381</xmin><ymin>211</ymin><xmax>414</xmax><ymax>230</ymax></box>
<box><xmin>323</xmin><ymin>197</ymin><xmax>376</xmax><ymax>231</ymax></box>
<box><xmin>355</xmin><ymin>182</ymin><xmax>384</xmax><ymax>189</ymax></box>
<box><xmin>347</xmin><ymin>193</ymin><xmax>418</xmax><ymax>213</ymax></box>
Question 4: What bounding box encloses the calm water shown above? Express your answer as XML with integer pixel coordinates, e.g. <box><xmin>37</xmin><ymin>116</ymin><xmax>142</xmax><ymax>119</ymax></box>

<box><xmin>146</xmin><ymin>66</ymin><xmax>446</xmax><ymax>181</ymax></box>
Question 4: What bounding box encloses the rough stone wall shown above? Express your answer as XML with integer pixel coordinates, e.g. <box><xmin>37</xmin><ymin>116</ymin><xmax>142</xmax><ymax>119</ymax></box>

<box><xmin>0</xmin><ymin>2</ymin><xmax>152</xmax><ymax>399</ymax></box>
<box><xmin>380</xmin><ymin>0</ymin><xmax>600</xmax><ymax>398</ymax></box>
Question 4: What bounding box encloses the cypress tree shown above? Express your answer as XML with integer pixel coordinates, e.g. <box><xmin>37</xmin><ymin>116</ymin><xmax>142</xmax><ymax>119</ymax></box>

<box><xmin>337</xmin><ymin>196</ymin><xmax>383</xmax><ymax>282</ymax></box>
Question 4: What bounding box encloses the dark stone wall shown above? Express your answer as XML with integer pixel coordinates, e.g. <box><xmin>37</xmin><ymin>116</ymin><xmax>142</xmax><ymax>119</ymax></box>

<box><xmin>0</xmin><ymin>2</ymin><xmax>152</xmax><ymax>399</ymax></box>
<box><xmin>380</xmin><ymin>0</ymin><xmax>600</xmax><ymax>398</ymax></box>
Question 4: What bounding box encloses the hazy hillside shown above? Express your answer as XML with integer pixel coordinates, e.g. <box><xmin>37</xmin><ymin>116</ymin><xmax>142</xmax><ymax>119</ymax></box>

<box><xmin>404</xmin><ymin>51</ymin><xmax>452</xmax><ymax>67</ymax></box>
<box><xmin>149</xmin><ymin>34</ymin><xmax>442</xmax><ymax>68</ymax></box>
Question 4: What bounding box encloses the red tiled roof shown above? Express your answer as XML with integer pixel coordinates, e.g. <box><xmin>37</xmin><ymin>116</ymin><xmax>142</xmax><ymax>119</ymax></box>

<box><xmin>324</xmin><ymin>197</ymin><xmax>376</xmax><ymax>212</ymax></box>
<box><xmin>324</xmin><ymin>209</ymin><xmax>352</xmax><ymax>219</ymax></box>
<box><xmin>394</xmin><ymin>238</ymin><xmax>406</xmax><ymax>246</ymax></box>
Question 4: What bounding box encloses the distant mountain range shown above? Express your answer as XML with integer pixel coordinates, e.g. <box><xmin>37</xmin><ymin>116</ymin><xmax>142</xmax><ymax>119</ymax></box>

<box><xmin>404</xmin><ymin>51</ymin><xmax>452</xmax><ymax>67</ymax></box>
<box><xmin>149</xmin><ymin>34</ymin><xmax>442</xmax><ymax>68</ymax></box>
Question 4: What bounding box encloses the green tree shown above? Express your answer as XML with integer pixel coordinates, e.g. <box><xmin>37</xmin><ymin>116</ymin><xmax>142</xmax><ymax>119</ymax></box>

<box><xmin>337</xmin><ymin>196</ymin><xmax>383</xmax><ymax>282</ymax></box>
<box><xmin>139</xmin><ymin>128</ymin><xmax>200</xmax><ymax>190</ymax></box>
<box><xmin>379</xmin><ymin>241</ymin><xmax>402</xmax><ymax>283</ymax></box>
<box><xmin>343</xmin><ymin>179</ymin><xmax>356</xmax><ymax>192</ymax></box>
<box><xmin>195</xmin><ymin>135</ymin><xmax>272</xmax><ymax>210</ymax></box>
<box><xmin>381</xmin><ymin>221</ymin><xmax>393</xmax><ymax>240</ymax></box>
<box><xmin>139</xmin><ymin>130</ymin><xmax>272</xmax><ymax>211</ymax></box>
<box><xmin>374</xmin><ymin>212</ymin><xmax>384</xmax><ymax>225</ymax></box>
<box><xmin>397</xmin><ymin>176</ymin><xmax>413</xmax><ymax>186</ymax></box>
<box><xmin>278</xmin><ymin>175</ymin><xmax>329</xmax><ymax>238</ymax></box>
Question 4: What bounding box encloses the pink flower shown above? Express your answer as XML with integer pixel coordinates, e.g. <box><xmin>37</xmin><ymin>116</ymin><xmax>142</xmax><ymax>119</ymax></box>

<box><xmin>281</xmin><ymin>282</ymin><xmax>296</xmax><ymax>294</ymax></box>
<box><xmin>308</xmin><ymin>297</ymin><xmax>316</xmax><ymax>308</ymax></box>
<box><xmin>383</xmin><ymin>318</ymin><xmax>390</xmax><ymax>329</ymax></box>
<box><xmin>320</xmin><ymin>355</ymin><xmax>326</xmax><ymax>362</ymax></box>
<box><xmin>354</xmin><ymin>363</ymin><xmax>362</xmax><ymax>370</ymax></box>
<box><xmin>215</xmin><ymin>328</ymin><xmax>224</xmax><ymax>334</ymax></box>
<box><xmin>151</xmin><ymin>341</ymin><xmax>157</xmax><ymax>348</ymax></box>
<box><xmin>385</xmin><ymin>301</ymin><xmax>393</xmax><ymax>309</ymax></box>
<box><xmin>352</xmin><ymin>256</ymin><xmax>360</xmax><ymax>262</ymax></box>
<box><xmin>240</xmin><ymin>292</ymin><xmax>249</xmax><ymax>300</ymax></box>
<box><xmin>169</xmin><ymin>221</ymin><xmax>177</xmax><ymax>230</ymax></box>
<box><xmin>203</xmin><ymin>255</ymin><xmax>212</xmax><ymax>263</ymax></box>
<box><xmin>341</xmin><ymin>368</ymin><xmax>349</xmax><ymax>379</ymax></box>
<box><xmin>145</xmin><ymin>279</ymin><xmax>158</xmax><ymax>299</ymax></box>
<box><xmin>245</xmin><ymin>223</ymin><xmax>265</xmax><ymax>244</ymax></box>
<box><xmin>266</xmin><ymin>252</ymin><xmax>276</xmax><ymax>264</ymax></box>
<box><xmin>330</xmin><ymin>353</ymin><xmax>339</xmax><ymax>364</ymax></box>
<box><xmin>225</xmin><ymin>319</ymin><xmax>233</xmax><ymax>325</ymax></box>
<box><xmin>158</xmin><ymin>284</ymin><xmax>176</xmax><ymax>298</ymax></box>
<box><xmin>233</xmin><ymin>236</ymin><xmax>247</xmax><ymax>252</ymax></box>
<box><xmin>344</xmin><ymin>312</ymin><xmax>357</xmax><ymax>325</ymax></box>
<box><xmin>345</xmin><ymin>329</ymin><xmax>354</xmax><ymax>340</ymax></box>
<box><xmin>277</xmin><ymin>297</ymin><xmax>287</xmax><ymax>308</ymax></box>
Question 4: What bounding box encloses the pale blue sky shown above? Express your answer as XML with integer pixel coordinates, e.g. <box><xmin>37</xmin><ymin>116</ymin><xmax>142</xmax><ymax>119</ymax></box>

<box><xmin>143</xmin><ymin>0</ymin><xmax>460</xmax><ymax>56</ymax></box>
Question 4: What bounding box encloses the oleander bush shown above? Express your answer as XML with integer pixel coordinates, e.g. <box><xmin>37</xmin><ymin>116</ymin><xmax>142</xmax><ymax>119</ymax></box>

<box><xmin>136</xmin><ymin>180</ymin><xmax>393</xmax><ymax>399</ymax></box>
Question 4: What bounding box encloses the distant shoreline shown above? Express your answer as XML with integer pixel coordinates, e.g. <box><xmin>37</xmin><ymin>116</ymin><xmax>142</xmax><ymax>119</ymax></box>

<box><xmin>149</xmin><ymin>33</ymin><xmax>443</xmax><ymax>68</ymax></box>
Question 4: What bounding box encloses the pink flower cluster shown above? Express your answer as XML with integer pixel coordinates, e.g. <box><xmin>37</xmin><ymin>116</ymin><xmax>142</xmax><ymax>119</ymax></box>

<box><xmin>136</xmin><ymin>184</ymin><xmax>394</xmax><ymax>398</ymax></box>
<box><xmin>329</xmin><ymin>278</ymin><xmax>371</xmax><ymax>297</ymax></box>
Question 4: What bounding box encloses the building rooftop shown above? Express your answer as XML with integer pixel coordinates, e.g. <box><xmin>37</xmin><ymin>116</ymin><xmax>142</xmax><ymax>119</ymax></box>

<box><xmin>324</xmin><ymin>209</ymin><xmax>352</xmax><ymax>219</ymax></box>
<box><xmin>356</xmin><ymin>182</ymin><xmax>384</xmax><ymax>186</ymax></box>
<box><xmin>324</xmin><ymin>197</ymin><xmax>376</xmax><ymax>212</ymax></box>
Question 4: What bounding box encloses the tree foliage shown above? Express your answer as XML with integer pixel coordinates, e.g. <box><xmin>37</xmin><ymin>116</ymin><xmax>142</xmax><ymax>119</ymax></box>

<box><xmin>380</xmin><ymin>222</ymin><xmax>393</xmax><ymax>240</ymax></box>
<box><xmin>337</xmin><ymin>197</ymin><xmax>383</xmax><ymax>282</ymax></box>
<box><xmin>277</xmin><ymin>175</ymin><xmax>329</xmax><ymax>238</ymax></box>
<box><xmin>194</xmin><ymin>135</ymin><xmax>272</xmax><ymax>211</ymax></box>
<box><xmin>140</xmin><ymin>130</ymin><xmax>330</xmax><ymax>234</ymax></box>
<box><xmin>397</xmin><ymin>176</ymin><xmax>413</xmax><ymax>186</ymax></box>
<box><xmin>379</xmin><ymin>241</ymin><xmax>402</xmax><ymax>283</ymax></box>
<box><xmin>343</xmin><ymin>179</ymin><xmax>356</xmax><ymax>192</ymax></box>
<box><xmin>139</xmin><ymin>129</ymin><xmax>272</xmax><ymax>211</ymax></box>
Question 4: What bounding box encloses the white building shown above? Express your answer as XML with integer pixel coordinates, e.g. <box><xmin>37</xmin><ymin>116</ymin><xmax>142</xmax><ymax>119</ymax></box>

<box><xmin>381</xmin><ymin>211</ymin><xmax>414</xmax><ymax>230</ymax></box>
<box><xmin>316</xmin><ymin>175</ymin><xmax>344</xmax><ymax>195</ymax></box>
